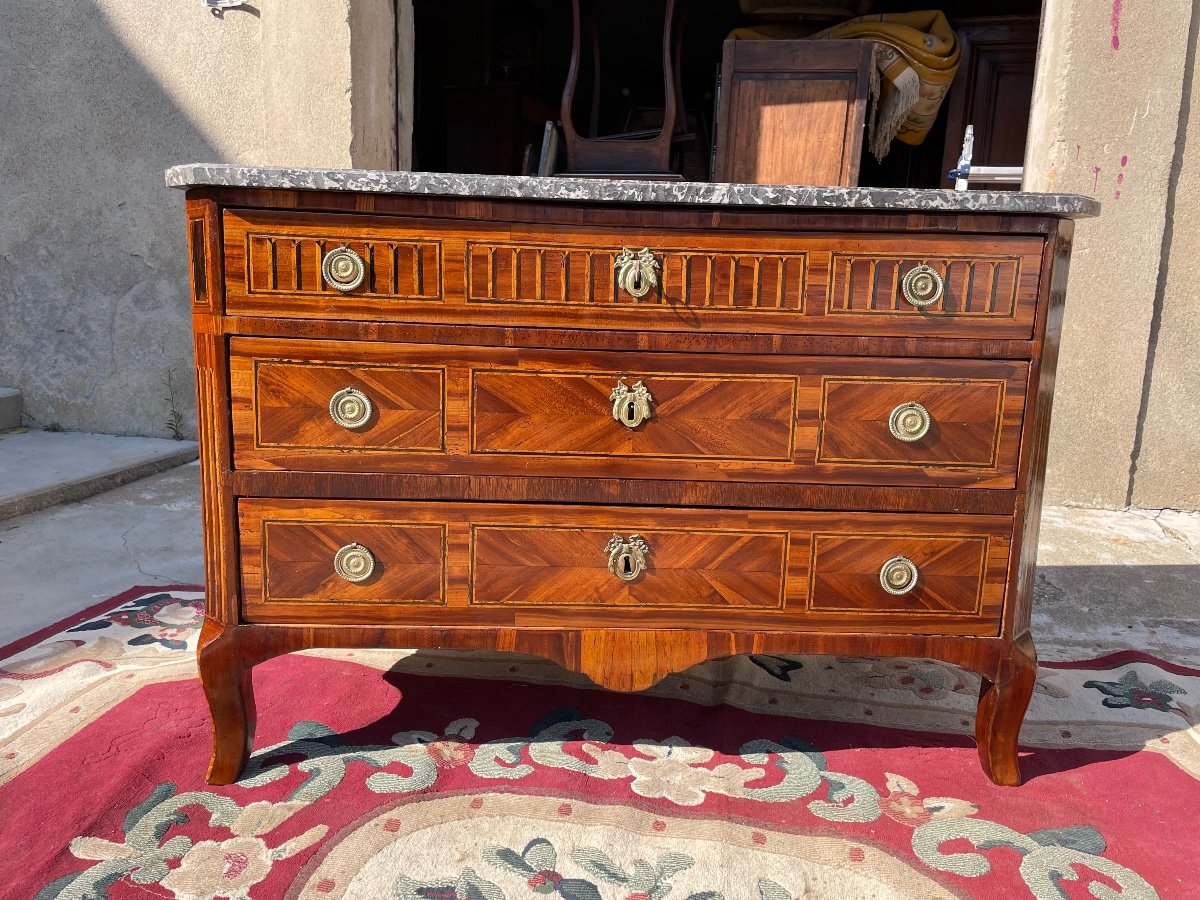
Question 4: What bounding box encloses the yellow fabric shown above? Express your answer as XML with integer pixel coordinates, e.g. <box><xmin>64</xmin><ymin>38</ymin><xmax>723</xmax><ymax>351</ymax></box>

<box><xmin>729</xmin><ymin>11</ymin><xmax>961</xmax><ymax>160</ymax></box>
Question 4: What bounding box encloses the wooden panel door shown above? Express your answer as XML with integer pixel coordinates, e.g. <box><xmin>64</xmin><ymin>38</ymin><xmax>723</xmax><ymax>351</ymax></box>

<box><xmin>940</xmin><ymin>17</ymin><xmax>1040</xmax><ymax>191</ymax></box>
<box><xmin>713</xmin><ymin>39</ymin><xmax>871</xmax><ymax>186</ymax></box>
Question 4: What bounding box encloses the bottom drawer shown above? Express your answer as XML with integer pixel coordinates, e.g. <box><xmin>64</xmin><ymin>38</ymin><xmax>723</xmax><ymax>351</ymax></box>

<box><xmin>238</xmin><ymin>500</ymin><xmax>1012</xmax><ymax>635</ymax></box>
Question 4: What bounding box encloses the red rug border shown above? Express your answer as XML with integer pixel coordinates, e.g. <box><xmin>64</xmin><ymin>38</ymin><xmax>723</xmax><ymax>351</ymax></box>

<box><xmin>1040</xmin><ymin>649</ymin><xmax>1200</xmax><ymax>678</ymax></box>
<box><xmin>2</xmin><ymin>584</ymin><xmax>1197</xmax><ymax>680</ymax></box>
<box><xmin>0</xmin><ymin>583</ymin><xmax>204</xmax><ymax>663</ymax></box>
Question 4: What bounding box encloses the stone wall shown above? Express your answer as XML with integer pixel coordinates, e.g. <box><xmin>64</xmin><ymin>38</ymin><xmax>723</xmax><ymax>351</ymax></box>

<box><xmin>0</xmin><ymin>0</ymin><xmax>399</xmax><ymax>439</ymax></box>
<box><xmin>1026</xmin><ymin>0</ymin><xmax>1198</xmax><ymax>508</ymax></box>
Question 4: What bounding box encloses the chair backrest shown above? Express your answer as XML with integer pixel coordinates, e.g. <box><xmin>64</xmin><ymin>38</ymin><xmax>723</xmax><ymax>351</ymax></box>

<box><xmin>559</xmin><ymin>0</ymin><xmax>679</xmax><ymax>176</ymax></box>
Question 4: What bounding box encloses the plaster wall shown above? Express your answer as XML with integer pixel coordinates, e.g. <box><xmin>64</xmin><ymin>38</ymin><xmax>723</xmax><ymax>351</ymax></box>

<box><xmin>0</xmin><ymin>0</ymin><xmax>396</xmax><ymax>438</ymax></box>
<box><xmin>1025</xmin><ymin>0</ymin><xmax>1197</xmax><ymax>508</ymax></box>
<box><xmin>1131</xmin><ymin>15</ymin><xmax>1200</xmax><ymax>510</ymax></box>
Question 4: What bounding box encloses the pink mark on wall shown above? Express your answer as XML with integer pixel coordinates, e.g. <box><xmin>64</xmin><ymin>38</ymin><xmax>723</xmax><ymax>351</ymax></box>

<box><xmin>1091</xmin><ymin>165</ymin><xmax>1102</xmax><ymax>192</ymax></box>
<box><xmin>1111</xmin><ymin>0</ymin><xmax>1122</xmax><ymax>50</ymax></box>
<box><xmin>1115</xmin><ymin>154</ymin><xmax>1128</xmax><ymax>199</ymax></box>
<box><xmin>1075</xmin><ymin>144</ymin><xmax>1082</xmax><ymax>160</ymax></box>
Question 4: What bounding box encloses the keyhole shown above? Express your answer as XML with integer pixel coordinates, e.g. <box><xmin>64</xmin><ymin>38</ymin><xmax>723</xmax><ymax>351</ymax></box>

<box><xmin>624</xmin><ymin>400</ymin><xmax>638</xmax><ymax>424</ymax></box>
<box><xmin>622</xmin><ymin>553</ymin><xmax>633</xmax><ymax>575</ymax></box>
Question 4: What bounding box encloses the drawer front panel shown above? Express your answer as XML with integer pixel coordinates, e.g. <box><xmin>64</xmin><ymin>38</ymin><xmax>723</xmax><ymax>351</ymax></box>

<box><xmin>828</xmin><ymin>249</ymin><xmax>1026</xmax><ymax>321</ymax></box>
<box><xmin>223</xmin><ymin>211</ymin><xmax>1043</xmax><ymax>338</ymax></box>
<box><xmin>471</xmin><ymin>525</ymin><xmax>788</xmax><ymax>608</ymax></box>
<box><xmin>465</xmin><ymin>240</ymin><xmax>808</xmax><ymax>311</ymax></box>
<box><xmin>238</xmin><ymin>500</ymin><xmax>1010</xmax><ymax>633</ymax></box>
<box><xmin>230</xmin><ymin>337</ymin><xmax>1026</xmax><ymax>487</ymax></box>
<box><xmin>240</xmin><ymin>512</ymin><xmax>447</xmax><ymax>610</ymax></box>
<box><xmin>225</xmin><ymin>210</ymin><xmax>442</xmax><ymax>314</ymax></box>
<box><xmin>817</xmin><ymin>376</ymin><xmax>1007</xmax><ymax>468</ymax></box>
<box><xmin>472</xmin><ymin>370</ymin><xmax>796</xmax><ymax>461</ymax></box>
<box><xmin>239</xmin><ymin>358</ymin><xmax>445</xmax><ymax>454</ymax></box>
<box><xmin>809</xmin><ymin>532</ymin><xmax>992</xmax><ymax>616</ymax></box>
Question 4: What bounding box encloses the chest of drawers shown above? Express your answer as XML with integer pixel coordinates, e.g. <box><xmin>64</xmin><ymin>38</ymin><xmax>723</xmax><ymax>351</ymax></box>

<box><xmin>170</xmin><ymin>166</ymin><xmax>1096</xmax><ymax>787</ymax></box>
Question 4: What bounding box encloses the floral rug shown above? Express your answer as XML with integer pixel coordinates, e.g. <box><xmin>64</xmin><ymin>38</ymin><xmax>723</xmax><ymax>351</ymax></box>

<box><xmin>2</xmin><ymin>587</ymin><xmax>1198</xmax><ymax>900</ymax></box>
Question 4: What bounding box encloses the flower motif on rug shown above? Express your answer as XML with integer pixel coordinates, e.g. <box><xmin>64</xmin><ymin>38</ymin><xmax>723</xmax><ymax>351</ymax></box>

<box><xmin>853</xmin><ymin>657</ymin><xmax>972</xmax><ymax>697</ymax></box>
<box><xmin>66</xmin><ymin>591</ymin><xmax>204</xmax><ymax>650</ymax></box>
<box><xmin>27</xmin><ymin>696</ymin><xmax>1168</xmax><ymax>899</ymax></box>
<box><xmin>37</xmin><ymin>784</ymin><xmax>326</xmax><ymax>900</ymax></box>
<box><xmin>36</xmin><ymin>707</ymin><xmax>1151</xmax><ymax>899</ymax></box>
<box><xmin>0</xmin><ymin>637</ymin><xmax>124</xmax><ymax>686</ymax></box>
<box><xmin>1083</xmin><ymin>670</ymin><xmax>1187</xmax><ymax>713</ymax></box>
<box><xmin>879</xmin><ymin>772</ymin><xmax>978</xmax><ymax>827</ymax></box>
<box><xmin>746</xmin><ymin>654</ymin><xmax>803</xmax><ymax>682</ymax></box>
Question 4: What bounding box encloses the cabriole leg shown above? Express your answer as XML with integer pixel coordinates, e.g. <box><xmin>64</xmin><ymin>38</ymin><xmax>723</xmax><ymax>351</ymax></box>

<box><xmin>975</xmin><ymin>634</ymin><xmax>1037</xmax><ymax>786</ymax></box>
<box><xmin>196</xmin><ymin>618</ymin><xmax>256</xmax><ymax>785</ymax></box>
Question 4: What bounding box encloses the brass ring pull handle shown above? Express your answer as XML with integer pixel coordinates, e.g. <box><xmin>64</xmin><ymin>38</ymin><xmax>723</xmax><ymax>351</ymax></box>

<box><xmin>334</xmin><ymin>543</ymin><xmax>376</xmax><ymax>583</ymax></box>
<box><xmin>609</xmin><ymin>379</ymin><xmax>654</xmax><ymax>429</ymax></box>
<box><xmin>606</xmin><ymin>533</ymin><xmax>650</xmax><ymax>582</ymax></box>
<box><xmin>322</xmin><ymin>245</ymin><xmax>366</xmax><ymax>292</ymax></box>
<box><xmin>901</xmin><ymin>264</ymin><xmax>944</xmax><ymax>308</ymax></box>
<box><xmin>614</xmin><ymin>247</ymin><xmax>659</xmax><ymax>299</ymax></box>
<box><xmin>889</xmin><ymin>402</ymin><xmax>931</xmax><ymax>442</ymax></box>
<box><xmin>879</xmin><ymin>556</ymin><xmax>919</xmax><ymax>596</ymax></box>
<box><xmin>329</xmin><ymin>387</ymin><xmax>373</xmax><ymax>430</ymax></box>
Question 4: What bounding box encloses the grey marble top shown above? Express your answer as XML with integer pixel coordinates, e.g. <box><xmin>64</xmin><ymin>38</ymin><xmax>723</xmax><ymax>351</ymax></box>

<box><xmin>166</xmin><ymin>164</ymin><xmax>1100</xmax><ymax>218</ymax></box>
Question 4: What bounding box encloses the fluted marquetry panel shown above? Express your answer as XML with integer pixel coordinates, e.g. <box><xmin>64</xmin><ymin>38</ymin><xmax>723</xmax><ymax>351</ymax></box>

<box><xmin>244</xmin><ymin>234</ymin><xmax>439</xmax><ymax>299</ymax></box>
<box><xmin>829</xmin><ymin>255</ymin><xmax>1023</xmax><ymax>317</ymax></box>
<box><xmin>466</xmin><ymin>242</ymin><xmax>808</xmax><ymax>311</ymax></box>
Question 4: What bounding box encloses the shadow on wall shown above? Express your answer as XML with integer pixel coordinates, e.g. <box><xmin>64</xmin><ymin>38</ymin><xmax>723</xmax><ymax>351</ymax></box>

<box><xmin>0</xmin><ymin>1</ymin><xmax>234</xmax><ymax>439</ymax></box>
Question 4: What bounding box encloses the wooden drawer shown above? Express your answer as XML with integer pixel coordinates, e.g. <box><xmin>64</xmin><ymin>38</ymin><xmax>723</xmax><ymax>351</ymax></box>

<box><xmin>230</xmin><ymin>337</ymin><xmax>1027</xmax><ymax>488</ymax></box>
<box><xmin>238</xmin><ymin>499</ymin><xmax>1012</xmax><ymax>634</ymax></box>
<box><xmin>223</xmin><ymin>210</ymin><xmax>1043</xmax><ymax>338</ymax></box>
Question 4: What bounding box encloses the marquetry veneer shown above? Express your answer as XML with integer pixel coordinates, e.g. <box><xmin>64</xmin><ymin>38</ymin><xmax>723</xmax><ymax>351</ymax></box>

<box><xmin>183</xmin><ymin>185</ymin><xmax>1080</xmax><ymax>788</ymax></box>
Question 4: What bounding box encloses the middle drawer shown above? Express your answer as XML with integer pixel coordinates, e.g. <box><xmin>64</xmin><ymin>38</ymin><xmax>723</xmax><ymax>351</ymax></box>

<box><xmin>230</xmin><ymin>337</ymin><xmax>1027</xmax><ymax>488</ymax></box>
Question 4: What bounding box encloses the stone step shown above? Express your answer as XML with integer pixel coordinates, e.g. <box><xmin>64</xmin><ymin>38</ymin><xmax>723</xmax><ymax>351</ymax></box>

<box><xmin>0</xmin><ymin>429</ymin><xmax>199</xmax><ymax>520</ymax></box>
<box><xmin>0</xmin><ymin>387</ymin><xmax>20</xmax><ymax>430</ymax></box>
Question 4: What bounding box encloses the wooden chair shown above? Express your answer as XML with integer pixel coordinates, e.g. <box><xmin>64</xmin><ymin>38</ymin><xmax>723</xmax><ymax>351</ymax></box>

<box><xmin>559</xmin><ymin>0</ymin><xmax>683</xmax><ymax>178</ymax></box>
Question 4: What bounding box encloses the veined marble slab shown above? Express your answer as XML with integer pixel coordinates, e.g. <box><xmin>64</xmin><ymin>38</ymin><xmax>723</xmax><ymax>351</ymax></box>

<box><xmin>166</xmin><ymin>163</ymin><xmax>1100</xmax><ymax>218</ymax></box>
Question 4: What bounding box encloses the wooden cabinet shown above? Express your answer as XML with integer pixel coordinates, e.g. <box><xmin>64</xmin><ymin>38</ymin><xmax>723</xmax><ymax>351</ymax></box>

<box><xmin>940</xmin><ymin>16</ymin><xmax>1041</xmax><ymax>191</ymax></box>
<box><xmin>713</xmin><ymin>40</ymin><xmax>872</xmax><ymax>186</ymax></box>
<box><xmin>180</xmin><ymin>174</ymin><xmax>1086</xmax><ymax>788</ymax></box>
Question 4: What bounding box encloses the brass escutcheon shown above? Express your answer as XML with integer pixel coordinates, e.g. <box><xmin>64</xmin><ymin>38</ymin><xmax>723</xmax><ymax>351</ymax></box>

<box><xmin>614</xmin><ymin>247</ymin><xmax>659</xmax><ymax>300</ymax></box>
<box><xmin>605</xmin><ymin>533</ymin><xmax>650</xmax><ymax>582</ymax></box>
<box><xmin>879</xmin><ymin>556</ymin><xmax>919</xmax><ymax>596</ymax></box>
<box><xmin>609</xmin><ymin>379</ymin><xmax>654</xmax><ymax>429</ymax></box>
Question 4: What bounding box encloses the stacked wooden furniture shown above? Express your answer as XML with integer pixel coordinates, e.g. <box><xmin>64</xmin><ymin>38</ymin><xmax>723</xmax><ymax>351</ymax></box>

<box><xmin>713</xmin><ymin>39</ymin><xmax>872</xmax><ymax>186</ymax></box>
<box><xmin>171</xmin><ymin>166</ymin><xmax>1095</xmax><ymax>786</ymax></box>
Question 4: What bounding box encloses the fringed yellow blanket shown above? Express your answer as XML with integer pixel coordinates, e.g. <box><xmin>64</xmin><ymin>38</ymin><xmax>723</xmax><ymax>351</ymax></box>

<box><xmin>730</xmin><ymin>11</ymin><xmax>961</xmax><ymax>161</ymax></box>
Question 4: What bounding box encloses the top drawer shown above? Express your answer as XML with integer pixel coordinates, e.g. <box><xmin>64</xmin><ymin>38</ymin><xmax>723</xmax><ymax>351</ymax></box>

<box><xmin>222</xmin><ymin>209</ymin><xmax>1045</xmax><ymax>339</ymax></box>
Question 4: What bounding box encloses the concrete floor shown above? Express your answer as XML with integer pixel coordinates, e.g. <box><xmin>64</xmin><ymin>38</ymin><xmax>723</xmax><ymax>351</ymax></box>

<box><xmin>0</xmin><ymin>462</ymin><xmax>204</xmax><ymax>647</ymax></box>
<box><xmin>1</xmin><ymin>462</ymin><xmax>1197</xmax><ymax>664</ymax></box>
<box><xmin>0</xmin><ymin>428</ymin><xmax>197</xmax><ymax>519</ymax></box>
